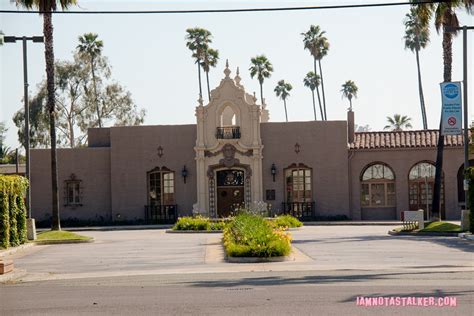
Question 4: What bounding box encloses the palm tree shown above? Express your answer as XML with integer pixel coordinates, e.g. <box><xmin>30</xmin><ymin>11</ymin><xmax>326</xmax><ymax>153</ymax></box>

<box><xmin>404</xmin><ymin>6</ymin><xmax>430</xmax><ymax>130</ymax></box>
<box><xmin>274</xmin><ymin>80</ymin><xmax>293</xmax><ymax>122</ymax></box>
<box><xmin>384</xmin><ymin>114</ymin><xmax>413</xmax><ymax>131</ymax></box>
<box><xmin>303</xmin><ymin>71</ymin><xmax>321</xmax><ymax>120</ymax></box>
<box><xmin>302</xmin><ymin>25</ymin><xmax>329</xmax><ymax>120</ymax></box>
<box><xmin>185</xmin><ymin>28</ymin><xmax>212</xmax><ymax>101</ymax></box>
<box><xmin>16</xmin><ymin>0</ymin><xmax>78</xmax><ymax>231</ymax></box>
<box><xmin>341</xmin><ymin>80</ymin><xmax>358</xmax><ymax>111</ymax></box>
<box><xmin>411</xmin><ymin>0</ymin><xmax>474</xmax><ymax>218</ymax></box>
<box><xmin>77</xmin><ymin>33</ymin><xmax>104</xmax><ymax>128</ymax></box>
<box><xmin>201</xmin><ymin>47</ymin><xmax>219</xmax><ymax>102</ymax></box>
<box><xmin>249</xmin><ymin>55</ymin><xmax>273</xmax><ymax>107</ymax></box>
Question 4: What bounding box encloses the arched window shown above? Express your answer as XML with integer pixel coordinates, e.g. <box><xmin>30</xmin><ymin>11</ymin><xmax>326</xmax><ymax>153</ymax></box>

<box><xmin>360</xmin><ymin>163</ymin><xmax>396</xmax><ymax>207</ymax></box>
<box><xmin>285</xmin><ymin>164</ymin><xmax>312</xmax><ymax>203</ymax></box>
<box><xmin>221</xmin><ymin>105</ymin><xmax>236</xmax><ymax>126</ymax></box>
<box><xmin>408</xmin><ymin>162</ymin><xmax>443</xmax><ymax>212</ymax></box>
<box><xmin>148</xmin><ymin>167</ymin><xmax>175</xmax><ymax>206</ymax></box>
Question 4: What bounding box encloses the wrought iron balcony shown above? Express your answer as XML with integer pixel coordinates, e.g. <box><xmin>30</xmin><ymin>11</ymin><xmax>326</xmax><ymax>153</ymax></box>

<box><xmin>144</xmin><ymin>204</ymin><xmax>178</xmax><ymax>224</ymax></box>
<box><xmin>216</xmin><ymin>126</ymin><xmax>241</xmax><ymax>139</ymax></box>
<box><xmin>280</xmin><ymin>202</ymin><xmax>316</xmax><ymax>221</ymax></box>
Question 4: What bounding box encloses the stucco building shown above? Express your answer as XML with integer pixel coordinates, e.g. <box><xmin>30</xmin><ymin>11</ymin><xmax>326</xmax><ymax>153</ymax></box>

<box><xmin>30</xmin><ymin>64</ymin><xmax>468</xmax><ymax>223</ymax></box>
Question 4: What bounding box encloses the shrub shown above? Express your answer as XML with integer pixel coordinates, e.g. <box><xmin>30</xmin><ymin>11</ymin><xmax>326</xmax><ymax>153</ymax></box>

<box><xmin>172</xmin><ymin>216</ymin><xmax>226</xmax><ymax>231</ymax></box>
<box><xmin>271</xmin><ymin>215</ymin><xmax>303</xmax><ymax>229</ymax></box>
<box><xmin>0</xmin><ymin>175</ymin><xmax>28</xmax><ymax>248</ymax></box>
<box><xmin>223</xmin><ymin>213</ymin><xmax>291</xmax><ymax>257</ymax></box>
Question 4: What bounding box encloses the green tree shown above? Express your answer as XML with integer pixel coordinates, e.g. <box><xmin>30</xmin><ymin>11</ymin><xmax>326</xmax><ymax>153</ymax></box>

<box><xmin>384</xmin><ymin>114</ymin><xmax>413</xmax><ymax>131</ymax></box>
<box><xmin>404</xmin><ymin>6</ymin><xmax>430</xmax><ymax>130</ymax></box>
<box><xmin>340</xmin><ymin>80</ymin><xmax>358</xmax><ymax>111</ymax></box>
<box><xmin>201</xmin><ymin>47</ymin><xmax>219</xmax><ymax>102</ymax></box>
<box><xmin>77</xmin><ymin>33</ymin><xmax>105</xmax><ymax>128</ymax></box>
<box><xmin>185</xmin><ymin>28</ymin><xmax>212</xmax><ymax>101</ymax></box>
<box><xmin>14</xmin><ymin>56</ymin><xmax>145</xmax><ymax>148</ymax></box>
<box><xmin>411</xmin><ymin>0</ymin><xmax>474</xmax><ymax>218</ymax></box>
<box><xmin>302</xmin><ymin>25</ymin><xmax>329</xmax><ymax>120</ymax></box>
<box><xmin>249</xmin><ymin>55</ymin><xmax>274</xmax><ymax>107</ymax></box>
<box><xmin>274</xmin><ymin>80</ymin><xmax>293</xmax><ymax>122</ymax></box>
<box><xmin>303</xmin><ymin>71</ymin><xmax>321</xmax><ymax>120</ymax></box>
<box><xmin>16</xmin><ymin>0</ymin><xmax>78</xmax><ymax>231</ymax></box>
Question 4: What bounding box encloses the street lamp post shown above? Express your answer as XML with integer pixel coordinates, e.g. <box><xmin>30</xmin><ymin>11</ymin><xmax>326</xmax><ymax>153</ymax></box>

<box><xmin>445</xmin><ymin>25</ymin><xmax>474</xmax><ymax>209</ymax></box>
<box><xmin>3</xmin><ymin>35</ymin><xmax>43</xmax><ymax>239</ymax></box>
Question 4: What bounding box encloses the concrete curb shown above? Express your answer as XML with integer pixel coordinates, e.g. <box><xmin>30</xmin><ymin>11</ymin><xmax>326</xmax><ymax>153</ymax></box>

<box><xmin>226</xmin><ymin>254</ymin><xmax>294</xmax><ymax>263</ymax></box>
<box><xmin>388</xmin><ymin>230</ymin><xmax>460</xmax><ymax>237</ymax></box>
<box><xmin>0</xmin><ymin>268</ymin><xmax>27</xmax><ymax>284</ymax></box>
<box><xmin>0</xmin><ymin>242</ymin><xmax>35</xmax><ymax>258</ymax></box>
<box><xmin>166</xmin><ymin>229</ymin><xmax>223</xmax><ymax>234</ymax></box>
<box><xmin>34</xmin><ymin>239</ymin><xmax>94</xmax><ymax>245</ymax></box>
<box><xmin>36</xmin><ymin>225</ymin><xmax>172</xmax><ymax>232</ymax></box>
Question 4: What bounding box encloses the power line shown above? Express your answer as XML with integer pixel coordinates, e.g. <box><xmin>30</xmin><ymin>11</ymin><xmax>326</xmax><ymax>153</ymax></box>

<box><xmin>0</xmin><ymin>1</ymin><xmax>444</xmax><ymax>15</ymax></box>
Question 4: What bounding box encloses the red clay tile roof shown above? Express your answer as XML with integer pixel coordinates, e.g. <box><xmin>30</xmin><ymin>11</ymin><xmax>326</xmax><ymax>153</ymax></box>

<box><xmin>350</xmin><ymin>130</ymin><xmax>469</xmax><ymax>150</ymax></box>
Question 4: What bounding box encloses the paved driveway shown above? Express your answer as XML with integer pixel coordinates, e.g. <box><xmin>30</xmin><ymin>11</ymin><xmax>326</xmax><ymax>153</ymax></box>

<box><xmin>6</xmin><ymin>225</ymin><xmax>473</xmax><ymax>281</ymax></box>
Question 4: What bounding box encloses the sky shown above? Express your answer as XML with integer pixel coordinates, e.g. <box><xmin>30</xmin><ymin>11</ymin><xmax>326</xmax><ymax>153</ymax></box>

<box><xmin>1</xmin><ymin>0</ymin><xmax>473</xmax><ymax>150</ymax></box>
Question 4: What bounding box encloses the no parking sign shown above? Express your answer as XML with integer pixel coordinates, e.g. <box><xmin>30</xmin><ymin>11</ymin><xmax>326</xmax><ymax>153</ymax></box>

<box><xmin>440</xmin><ymin>82</ymin><xmax>462</xmax><ymax>135</ymax></box>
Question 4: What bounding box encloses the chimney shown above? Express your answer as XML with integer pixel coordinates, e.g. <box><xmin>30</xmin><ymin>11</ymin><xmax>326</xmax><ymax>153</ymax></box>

<box><xmin>347</xmin><ymin>110</ymin><xmax>355</xmax><ymax>143</ymax></box>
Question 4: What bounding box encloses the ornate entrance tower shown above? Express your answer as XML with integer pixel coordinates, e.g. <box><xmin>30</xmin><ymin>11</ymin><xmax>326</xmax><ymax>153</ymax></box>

<box><xmin>194</xmin><ymin>61</ymin><xmax>266</xmax><ymax>217</ymax></box>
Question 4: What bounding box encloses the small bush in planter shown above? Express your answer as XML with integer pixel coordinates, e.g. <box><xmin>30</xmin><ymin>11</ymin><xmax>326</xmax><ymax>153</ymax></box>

<box><xmin>270</xmin><ymin>215</ymin><xmax>303</xmax><ymax>229</ymax></box>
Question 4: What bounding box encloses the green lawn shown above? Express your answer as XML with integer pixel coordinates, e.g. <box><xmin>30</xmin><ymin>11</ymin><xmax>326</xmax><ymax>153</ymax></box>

<box><xmin>419</xmin><ymin>221</ymin><xmax>463</xmax><ymax>233</ymax></box>
<box><xmin>36</xmin><ymin>230</ymin><xmax>92</xmax><ymax>243</ymax></box>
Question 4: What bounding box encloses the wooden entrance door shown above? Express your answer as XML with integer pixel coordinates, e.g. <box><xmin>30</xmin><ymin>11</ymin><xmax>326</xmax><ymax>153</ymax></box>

<box><xmin>216</xmin><ymin>169</ymin><xmax>245</xmax><ymax>217</ymax></box>
<box><xmin>217</xmin><ymin>187</ymin><xmax>244</xmax><ymax>217</ymax></box>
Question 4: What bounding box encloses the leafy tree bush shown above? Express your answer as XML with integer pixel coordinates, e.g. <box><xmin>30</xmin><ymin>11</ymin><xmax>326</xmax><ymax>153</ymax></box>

<box><xmin>270</xmin><ymin>215</ymin><xmax>303</xmax><ymax>229</ymax></box>
<box><xmin>0</xmin><ymin>175</ymin><xmax>28</xmax><ymax>248</ymax></box>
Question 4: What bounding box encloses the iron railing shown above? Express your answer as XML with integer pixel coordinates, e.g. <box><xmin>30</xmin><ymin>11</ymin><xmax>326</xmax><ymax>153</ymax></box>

<box><xmin>144</xmin><ymin>204</ymin><xmax>178</xmax><ymax>224</ymax></box>
<box><xmin>280</xmin><ymin>202</ymin><xmax>316</xmax><ymax>221</ymax></box>
<box><xmin>216</xmin><ymin>126</ymin><xmax>241</xmax><ymax>139</ymax></box>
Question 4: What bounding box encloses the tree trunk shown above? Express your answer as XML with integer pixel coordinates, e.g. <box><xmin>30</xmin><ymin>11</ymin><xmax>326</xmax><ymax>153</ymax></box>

<box><xmin>44</xmin><ymin>12</ymin><xmax>61</xmax><ymax>231</ymax></box>
<box><xmin>69</xmin><ymin>115</ymin><xmax>75</xmax><ymax>148</ymax></box>
<box><xmin>311</xmin><ymin>89</ymin><xmax>317</xmax><ymax>120</ymax></box>
<box><xmin>349</xmin><ymin>99</ymin><xmax>352</xmax><ymax>111</ymax></box>
<box><xmin>415</xmin><ymin>48</ymin><xmax>428</xmax><ymax>129</ymax></box>
<box><xmin>206</xmin><ymin>70</ymin><xmax>211</xmax><ymax>102</ymax></box>
<box><xmin>283</xmin><ymin>99</ymin><xmax>288</xmax><ymax>122</ymax></box>
<box><xmin>318</xmin><ymin>59</ymin><xmax>327</xmax><ymax>120</ymax></box>
<box><xmin>313</xmin><ymin>58</ymin><xmax>324</xmax><ymax>120</ymax></box>
<box><xmin>91</xmin><ymin>56</ymin><xmax>101</xmax><ymax>128</ymax></box>
<box><xmin>432</xmin><ymin>28</ymin><xmax>453</xmax><ymax>219</ymax></box>
<box><xmin>259</xmin><ymin>81</ymin><xmax>264</xmax><ymax>106</ymax></box>
<box><xmin>197</xmin><ymin>61</ymin><xmax>203</xmax><ymax>100</ymax></box>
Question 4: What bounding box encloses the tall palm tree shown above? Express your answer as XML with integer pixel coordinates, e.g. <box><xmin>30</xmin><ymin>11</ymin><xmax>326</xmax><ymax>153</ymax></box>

<box><xmin>384</xmin><ymin>114</ymin><xmax>413</xmax><ymax>131</ymax></box>
<box><xmin>77</xmin><ymin>33</ymin><xmax>103</xmax><ymax>128</ymax></box>
<box><xmin>303</xmin><ymin>71</ymin><xmax>321</xmax><ymax>120</ymax></box>
<box><xmin>185</xmin><ymin>28</ymin><xmax>212</xmax><ymax>101</ymax></box>
<box><xmin>404</xmin><ymin>7</ymin><xmax>430</xmax><ymax>130</ymax></box>
<box><xmin>274</xmin><ymin>80</ymin><xmax>293</xmax><ymax>122</ymax></box>
<box><xmin>16</xmin><ymin>0</ymin><xmax>78</xmax><ymax>231</ymax></box>
<box><xmin>340</xmin><ymin>80</ymin><xmax>358</xmax><ymax>111</ymax></box>
<box><xmin>249</xmin><ymin>55</ymin><xmax>273</xmax><ymax>107</ymax></box>
<box><xmin>201</xmin><ymin>47</ymin><xmax>219</xmax><ymax>102</ymax></box>
<box><xmin>411</xmin><ymin>0</ymin><xmax>474</xmax><ymax>218</ymax></box>
<box><xmin>302</xmin><ymin>25</ymin><xmax>329</xmax><ymax>120</ymax></box>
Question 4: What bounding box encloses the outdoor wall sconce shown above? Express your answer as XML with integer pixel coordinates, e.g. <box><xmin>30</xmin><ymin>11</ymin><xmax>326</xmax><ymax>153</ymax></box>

<box><xmin>271</xmin><ymin>163</ymin><xmax>277</xmax><ymax>182</ymax></box>
<box><xmin>294</xmin><ymin>143</ymin><xmax>301</xmax><ymax>154</ymax></box>
<box><xmin>157</xmin><ymin>146</ymin><xmax>163</xmax><ymax>158</ymax></box>
<box><xmin>182</xmin><ymin>165</ymin><xmax>188</xmax><ymax>183</ymax></box>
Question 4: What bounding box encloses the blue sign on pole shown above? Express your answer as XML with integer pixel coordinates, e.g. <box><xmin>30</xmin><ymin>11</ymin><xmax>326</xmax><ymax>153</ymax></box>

<box><xmin>440</xmin><ymin>82</ymin><xmax>462</xmax><ymax>135</ymax></box>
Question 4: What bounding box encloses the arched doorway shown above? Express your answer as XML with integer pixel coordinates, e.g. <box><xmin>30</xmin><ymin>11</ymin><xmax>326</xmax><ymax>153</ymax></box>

<box><xmin>216</xmin><ymin>169</ymin><xmax>245</xmax><ymax>217</ymax></box>
<box><xmin>457</xmin><ymin>160</ymin><xmax>474</xmax><ymax>207</ymax></box>
<box><xmin>408</xmin><ymin>161</ymin><xmax>444</xmax><ymax>219</ymax></box>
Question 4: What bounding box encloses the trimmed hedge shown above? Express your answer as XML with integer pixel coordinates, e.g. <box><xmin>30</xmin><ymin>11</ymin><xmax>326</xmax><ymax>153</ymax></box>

<box><xmin>173</xmin><ymin>216</ymin><xmax>226</xmax><ymax>231</ymax></box>
<box><xmin>467</xmin><ymin>168</ymin><xmax>474</xmax><ymax>233</ymax></box>
<box><xmin>0</xmin><ymin>175</ymin><xmax>28</xmax><ymax>248</ymax></box>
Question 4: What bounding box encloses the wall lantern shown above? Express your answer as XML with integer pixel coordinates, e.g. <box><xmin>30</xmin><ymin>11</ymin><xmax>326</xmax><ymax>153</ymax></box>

<box><xmin>271</xmin><ymin>163</ymin><xmax>277</xmax><ymax>182</ymax></box>
<box><xmin>157</xmin><ymin>146</ymin><xmax>163</xmax><ymax>158</ymax></box>
<box><xmin>294</xmin><ymin>143</ymin><xmax>301</xmax><ymax>154</ymax></box>
<box><xmin>182</xmin><ymin>165</ymin><xmax>188</xmax><ymax>183</ymax></box>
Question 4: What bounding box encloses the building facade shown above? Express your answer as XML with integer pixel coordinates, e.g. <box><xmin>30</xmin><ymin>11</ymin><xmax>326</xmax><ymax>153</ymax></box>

<box><xmin>30</xmin><ymin>64</ymin><xmax>468</xmax><ymax>223</ymax></box>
